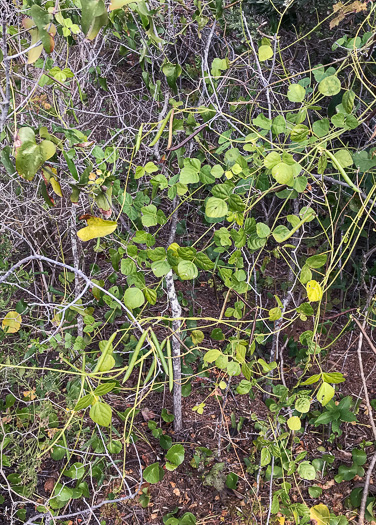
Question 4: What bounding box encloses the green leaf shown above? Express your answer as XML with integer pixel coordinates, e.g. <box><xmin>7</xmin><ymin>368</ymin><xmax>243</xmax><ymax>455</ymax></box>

<box><xmin>269</xmin><ymin>307</ymin><xmax>282</xmax><ymax>321</ymax></box>
<box><xmin>295</xmin><ymin>398</ymin><xmax>310</xmax><ymax>413</ymax></box>
<box><xmin>306</xmin><ymin>253</ymin><xmax>327</xmax><ymax>269</ymax></box>
<box><xmin>298</xmin><ymin>461</ymin><xmax>316</xmax><ymax>480</ymax></box>
<box><xmin>205</xmin><ymin>197</ymin><xmax>228</xmax><ymax>218</ymax></box>
<box><xmin>236</xmin><ymin>379</ymin><xmax>253</xmax><ymax>394</ymax></box>
<box><xmin>191</xmin><ymin>330</ymin><xmax>204</xmax><ymax>344</ymax></box>
<box><xmin>297</xmin><ymin>302</ymin><xmax>314</xmax><ymax>316</ymax></box>
<box><xmin>107</xmin><ymin>440</ymin><xmax>122</xmax><ymax>454</ymax></box>
<box><xmin>272</xmin><ymin>115</ymin><xmax>286</xmax><ymax>135</ymax></box>
<box><xmin>204</xmin><ymin>349</ymin><xmax>221</xmax><ymax>363</ymax></box>
<box><xmin>94</xmin><ymin>382</ymin><xmax>116</xmax><ymax>395</ymax></box>
<box><xmin>165</xmin><ymin>444</ymin><xmax>185</xmax><ymax>471</ymax></box>
<box><xmin>64</xmin><ymin>462</ymin><xmax>85</xmax><ymax>480</ymax></box>
<box><xmin>143</xmin><ymin>462</ymin><xmax>164</xmax><ymax>484</ymax></box>
<box><xmin>226</xmin><ymin>472</ymin><xmax>239</xmax><ymax>489</ymax></box>
<box><xmin>180</xmin><ymin>513</ymin><xmax>197</xmax><ymax>525</ymax></box>
<box><xmin>312</xmin><ymin>118</ymin><xmax>330</xmax><ymax>138</ymax></box>
<box><xmin>123</xmin><ymin>287</ymin><xmax>145</xmax><ymax>309</ymax></box>
<box><xmin>51</xmin><ymin>443</ymin><xmax>66</xmax><ymax>460</ymax></box>
<box><xmin>317</xmin><ymin>382</ymin><xmax>334</xmax><ymax>406</ymax></box>
<box><xmin>287</xmin><ymin>416</ymin><xmax>301</xmax><ymax>431</ymax></box>
<box><xmin>258</xmin><ymin>44</ymin><xmax>273</xmax><ymax>61</ymax></box>
<box><xmin>308</xmin><ymin>486</ymin><xmax>323</xmax><ymax>498</ymax></box>
<box><xmin>90</xmin><ymin>401</ymin><xmax>112</xmax><ymax>427</ymax></box>
<box><xmin>334</xmin><ymin>149</ymin><xmax>353</xmax><ymax>168</ymax></box>
<box><xmin>293</xmin><ymin>176</ymin><xmax>307</xmax><ymax>193</ymax></box>
<box><xmin>253</xmin><ymin>114</ymin><xmax>272</xmax><ymax>130</ymax></box>
<box><xmin>261</xmin><ymin>447</ymin><xmax>271</xmax><ymax>466</ymax></box>
<box><xmin>290</xmin><ymin>124</ymin><xmax>309</xmax><ymax>142</ymax></box>
<box><xmin>177</xmin><ymin>260</ymin><xmax>198</xmax><ymax>280</ymax></box>
<box><xmin>287</xmin><ymin>83</ymin><xmax>306</xmax><ymax>103</ymax></box>
<box><xmin>195</xmin><ymin>252</ymin><xmax>215</xmax><ymax>270</ymax></box>
<box><xmin>74</xmin><ymin>394</ymin><xmax>94</xmax><ymax>411</ymax></box>
<box><xmin>40</xmin><ymin>140</ymin><xmax>56</xmax><ymax>161</ymax></box>
<box><xmin>211</xmin><ymin>328</ymin><xmax>225</xmax><ymax>341</ymax></box>
<box><xmin>272</xmin><ymin>163</ymin><xmax>294</xmax><ymax>185</ymax></box>
<box><xmin>162</xmin><ymin>62</ymin><xmax>182</xmax><ymax>93</ymax></box>
<box><xmin>99</xmin><ymin>354</ymin><xmax>115</xmax><ymax>372</ymax></box>
<box><xmin>144</xmin><ymin>287</ymin><xmax>157</xmax><ymax>305</ymax></box>
<box><xmin>211</xmin><ymin>164</ymin><xmax>224</xmax><ymax>178</ymax></box>
<box><xmin>352</xmin><ymin>449</ymin><xmax>367</xmax><ymax>466</ymax></box>
<box><xmin>121</xmin><ymin>259</ymin><xmax>137</xmax><ymax>276</ymax></box>
<box><xmin>211</xmin><ymin>57</ymin><xmax>229</xmax><ymax>76</ymax></box>
<box><xmin>264</xmin><ymin>151</ymin><xmax>281</xmax><ymax>169</ymax></box>
<box><xmin>342</xmin><ymin>90</ymin><xmax>355</xmax><ymax>113</ymax></box>
<box><xmin>16</xmin><ymin>142</ymin><xmax>45</xmax><ymax>181</ymax></box>
<box><xmin>301</xmin><ymin>373</ymin><xmax>321</xmax><ymax>385</ymax></box>
<box><xmin>300</xmin><ymin>265</ymin><xmax>312</xmax><ymax>284</ymax></box>
<box><xmin>322</xmin><ymin>372</ymin><xmax>345</xmax><ymax>384</ymax></box>
<box><xmin>177</xmin><ymin>247</ymin><xmax>197</xmax><ymax>260</ymax></box>
<box><xmin>228</xmin><ymin>193</ymin><xmax>245</xmax><ymax>212</ymax></box>
<box><xmin>29</xmin><ymin>6</ymin><xmax>56</xmax><ymax>53</ymax></box>
<box><xmin>318</xmin><ymin>75</ymin><xmax>341</xmax><ymax>96</ymax></box>
<box><xmin>226</xmin><ymin>361</ymin><xmax>241</xmax><ymax>376</ymax></box>
<box><xmin>151</xmin><ymin>260</ymin><xmax>171</xmax><ymax>277</ymax></box>
<box><xmin>141</xmin><ymin>204</ymin><xmax>158</xmax><ymax>227</ymax></box>
<box><xmin>256</xmin><ymin>222</ymin><xmax>271</xmax><ymax>238</ymax></box>
<box><xmin>272</xmin><ymin>225</ymin><xmax>290</xmax><ymax>243</ymax></box>
<box><xmin>161</xmin><ymin>408</ymin><xmax>174</xmax><ymax>423</ymax></box>
<box><xmin>81</xmin><ymin>0</ymin><xmax>108</xmax><ymax>40</ymax></box>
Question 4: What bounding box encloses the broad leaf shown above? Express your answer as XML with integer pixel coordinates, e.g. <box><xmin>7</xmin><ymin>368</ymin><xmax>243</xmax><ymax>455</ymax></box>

<box><xmin>310</xmin><ymin>504</ymin><xmax>330</xmax><ymax>525</ymax></box>
<box><xmin>258</xmin><ymin>45</ymin><xmax>273</xmax><ymax>61</ymax></box>
<box><xmin>2</xmin><ymin>311</ymin><xmax>22</xmax><ymax>334</ymax></box>
<box><xmin>287</xmin><ymin>416</ymin><xmax>301</xmax><ymax>431</ymax></box>
<box><xmin>306</xmin><ymin>280</ymin><xmax>323</xmax><ymax>302</ymax></box>
<box><xmin>90</xmin><ymin>401</ymin><xmax>112</xmax><ymax>426</ymax></box>
<box><xmin>178</xmin><ymin>261</ymin><xmax>198</xmax><ymax>280</ymax></box>
<box><xmin>123</xmin><ymin>287</ymin><xmax>145</xmax><ymax>309</ymax></box>
<box><xmin>81</xmin><ymin>0</ymin><xmax>108</xmax><ymax>40</ymax></box>
<box><xmin>143</xmin><ymin>462</ymin><xmax>164</xmax><ymax>484</ymax></box>
<box><xmin>77</xmin><ymin>217</ymin><xmax>117</xmax><ymax>241</ymax></box>
<box><xmin>317</xmin><ymin>382</ymin><xmax>334</xmax><ymax>406</ymax></box>
<box><xmin>165</xmin><ymin>444</ymin><xmax>185</xmax><ymax>471</ymax></box>
<box><xmin>319</xmin><ymin>75</ymin><xmax>341</xmax><ymax>96</ymax></box>
<box><xmin>287</xmin><ymin>83</ymin><xmax>306</xmax><ymax>103</ymax></box>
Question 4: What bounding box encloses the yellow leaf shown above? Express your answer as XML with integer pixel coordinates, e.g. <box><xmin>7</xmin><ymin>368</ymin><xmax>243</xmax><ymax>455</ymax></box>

<box><xmin>310</xmin><ymin>504</ymin><xmax>330</xmax><ymax>525</ymax></box>
<box><xmin>23</xmin><ymin>390</ymin><xmax>37</xmax><ymax>400</ymax></box>
<box><xmin>168</xmin><ymin>243</ymin><xmax>180</xmax><ymax>256</ymax></box>
<box><xmin>2</xmin><ymin>311</ymin><xmax>22</xmax><ymax>334</ymax></box>
<box><xmin>50</xmin><ymin>177</ymin><xmax>62</xmax><ymax>197</ymax></box>
<box><xmin>306</xmin><ymin>280</ymin><xmax>323</xmax><ymax>302</ymax></box>
<box><xmin>28</xmin><ymin>36</ymin><xmax>43</xmax><ymax>64</ymax></box>
<box><xmin>77</xmin><ymin>217</ymin><xmax>117</xmax><ymax>242</ymax></box>
<box><xmin>287</xmin><ymin>416</ymin><xmax>301</xmax><ymax>431</ymax></box>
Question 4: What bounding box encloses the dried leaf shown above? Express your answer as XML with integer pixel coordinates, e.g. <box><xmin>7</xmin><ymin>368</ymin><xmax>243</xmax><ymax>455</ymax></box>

<box><xmin>330</xmin><ymin>1</ymin><xmax>367</xmax><ymax>28</ymax></box>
